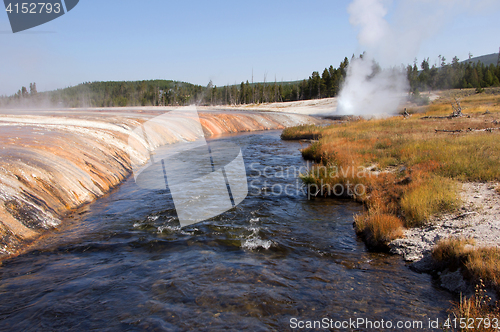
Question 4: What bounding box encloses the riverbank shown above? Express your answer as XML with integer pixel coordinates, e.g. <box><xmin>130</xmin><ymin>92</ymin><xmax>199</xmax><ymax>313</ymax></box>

<box><xmin>280</xmin><ymin>91</ymin><xmax>500</xmax><ymax>300</ymax></box>
<box><xmin>390</xmin><ymin>182</ymin><xmax>500</xmax><ymax>293</ymax></box>
<box><xmin>0</xmin><ymin>131</ymin><xmax>453</xmax><ymax>331</ymax></box>
<box><xmin>0</xmin><ymin>107</ymin><xmax>321</xmax><ymax>260</ymax></box>
<box><xmin>198</xmin><ymin>90</ymin><xmax>441</xmax><ymax>116</ymax></box>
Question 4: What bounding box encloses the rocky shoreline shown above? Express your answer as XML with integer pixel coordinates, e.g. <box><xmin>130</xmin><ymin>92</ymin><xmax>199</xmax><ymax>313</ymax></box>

<box><xmin>390</xmin><ymin>182</ymin><xmax>500</xmax><ymax>295</ymax></box>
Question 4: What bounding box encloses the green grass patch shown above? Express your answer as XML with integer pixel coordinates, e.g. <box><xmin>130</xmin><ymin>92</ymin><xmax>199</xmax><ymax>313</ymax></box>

<box><xmin>401</xmin><ymin>175</ymin><xmax>460</xmax><ymax>227</ymax></box>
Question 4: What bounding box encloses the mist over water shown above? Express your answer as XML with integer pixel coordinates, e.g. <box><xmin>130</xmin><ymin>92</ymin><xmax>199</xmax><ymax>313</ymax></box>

<box><xmin>0</xmin><ymin>95</ymin><xmax>64</xmax><ymax>111</ymax></box>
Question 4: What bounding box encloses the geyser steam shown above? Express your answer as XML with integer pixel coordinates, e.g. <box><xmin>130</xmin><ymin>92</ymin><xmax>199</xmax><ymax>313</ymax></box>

<box><xmin>338</xmin><ymin>55</ymin><xmax>408</xmax><ymax>116</ymax></box>
<box><xmin>338</xmin><ymin>0</ymin><xmax>500</xmax><ymax>117</ymax></box>
<box><xmin>338</xmin><ymin>0</ymin><xmax>408</xmax><ymax>117</ymax></box>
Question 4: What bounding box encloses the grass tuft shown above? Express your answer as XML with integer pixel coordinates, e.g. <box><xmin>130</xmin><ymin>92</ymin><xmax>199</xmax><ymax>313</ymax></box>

<box><xmin>432</xmin><ymin>237</ymin><xmax>474</xmax><ymax>271</ymax></box>
<box><xmin>281</xmin><ymin>125</ymin><xmax>323</xmax><ymax>140</ymax></box>
<box><xmin>401</xmin><ymin>175</ymin><xmax>459</xmax><ymax>227</ymax></box>
<box><xmin>466</xmin><ymin>248</ymin><xmax>500</xmax><ymax>289</ymax></box>
<box><xmin>449</xmin><ymin>281</ymin><xmax>500</xmax><ymax>332</ymax></box>
<box><xmin>354</xmin><ymin>213</ymin><xmax>404</xmax><ymax>249</ymax></box>
<box><xmin>432</xmin><ymin>239</ymin><xmax>500</xmax><ymax>330</ymax></box>
<box><xmin>432</xmin><ymin>238</ymin><xmax>500</xmax><ymax>292</ymax></box>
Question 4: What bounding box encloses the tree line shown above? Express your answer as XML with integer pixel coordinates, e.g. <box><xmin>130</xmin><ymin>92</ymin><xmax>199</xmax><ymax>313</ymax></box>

<box><xmin>407</xmin><ymin>56</ymin><xmax>500</xmax><ymax>93</ymax></box>
<box><xmin>0</xmin><ymin>57</ymin><xmax>351</xmax><ymax>108</ymax></box>
<box><xmin>1</xmin><ymin>54</ymin><xmax>499</xmax><ymax>108</ymax></box>
<box><xmin>207</xmin><ymin>57</ymin><xmax>350</xmax><ymax>105</ymax></box>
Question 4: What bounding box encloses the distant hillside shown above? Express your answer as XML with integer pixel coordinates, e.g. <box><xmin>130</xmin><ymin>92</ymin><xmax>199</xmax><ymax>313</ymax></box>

<box><xmin>2</xmin><ymin>52</ymin><xmax>498</xmax><ymax>109</ymax></box>
<box><xmin>0</xmin><ymin>80</ymin><xmax>205</xmax><ymax>108</ymax></box>
<box><xmin>463</xmin><ymin>52</ymin><xmax>499</xmax><ymax>66</ymax></box>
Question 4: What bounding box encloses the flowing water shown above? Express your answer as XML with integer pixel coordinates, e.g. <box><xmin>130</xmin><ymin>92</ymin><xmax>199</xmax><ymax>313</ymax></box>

<box><xmin>0</xmin><ymin>131</ymin><xmax>454</xmax><ymax>331</ymax></box>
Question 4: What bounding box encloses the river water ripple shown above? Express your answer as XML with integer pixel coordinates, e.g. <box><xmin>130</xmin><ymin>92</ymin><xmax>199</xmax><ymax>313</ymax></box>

<box><xmin>0</xmin><ymin>131</ymin><xmax>453</xmax><ymax>331</ymax></box>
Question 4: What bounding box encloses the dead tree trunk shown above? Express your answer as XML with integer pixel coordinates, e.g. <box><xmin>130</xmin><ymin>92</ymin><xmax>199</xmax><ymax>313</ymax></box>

<box><xmin>451</xmin><ymin>98</ymin><xmax>463</xmax><ymax>117</ymax></box>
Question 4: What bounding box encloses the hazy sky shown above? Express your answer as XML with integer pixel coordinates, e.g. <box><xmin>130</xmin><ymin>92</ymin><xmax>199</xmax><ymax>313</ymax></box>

<box><xmin>1</xmin><ymin>0</ymin><xmax>499</xmax><ymax>96</ymax></box>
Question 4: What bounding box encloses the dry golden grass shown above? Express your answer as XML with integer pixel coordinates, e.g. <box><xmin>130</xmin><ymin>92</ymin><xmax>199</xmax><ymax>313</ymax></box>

<box><xmin>433</xmin><ymin>239</ymin><xmax>500</xmax><ymax>331</ymax></box>
<box><xmin>280</xmin><ymin>124</ymin><xmax>323</xmax><ymax>140</ymax></box>
<box><xmin>432</xmin><ymin>238</ymin><xmax>500</xmax><ymax>292</ymax></box>
<box><xmin>439</xmin><ymin>87</ymin><xmax>500</xmax><ymax>102</ymax></box>
<box><xmin>354</xmin><ymin>213</ymin><xmax>404</xmax><ymax>249</ymax></box>
<box><xmin>466</xmin><ymin>248</ymin><xmax>500</xmax><ymax>289</ymax></box>
<box><xmin>285</xmin><ymin>92</ymin><xmax>500</xmax><ymax>247</ymax></box>
<box><xmin>432</xmin><ymin>237</ymin><xmax>474</xmax><ymax>270</ymax></box>
<box><xmin>432</xmin><ymin>237</ymin><xmax>474</xmax><ymax>260</ymax></box>
<box><xmin>401</xmin><ymin>175</ymin><xmax>459</xmax><ymax>227</ymax></box>
<box><xmin>450</xmin><ymin>288</ymin><xmax>500</xmax><ymax>332</ymax></box>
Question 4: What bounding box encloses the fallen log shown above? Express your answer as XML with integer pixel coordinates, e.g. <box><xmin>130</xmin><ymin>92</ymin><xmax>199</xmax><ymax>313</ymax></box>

<box><xmin>435</xmin><ymin>129</ymin><xmax>463</xmax><ymax>133</ymax></box>
<box><xmin>434</xmin><ymin>127</ymin><xmax>500</xmax><ymax>134</ymax></box>
<box><xmin>421</xmin><ymin>114</ymin><xmax>471</xmax><ymax>120</ymax></box>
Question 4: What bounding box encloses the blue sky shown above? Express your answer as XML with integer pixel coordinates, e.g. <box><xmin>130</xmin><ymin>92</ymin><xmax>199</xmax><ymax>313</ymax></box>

<box><xmin>1</xmin><ymin>0</ymin><xmax>500</xmax><ymax>96</ymax></box>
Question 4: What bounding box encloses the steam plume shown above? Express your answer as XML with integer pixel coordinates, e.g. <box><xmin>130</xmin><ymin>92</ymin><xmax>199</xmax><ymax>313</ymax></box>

<box><xmin>338</xmin><ymin>0</ymin><xmax>499</xmax><ymax>117</ymax></box>
<box><xmin>338</xmin><ymin>55</ymin><xmax>408</xmax><ymax>116</ymax></box>
<box><xmin>338</xmin><ymin>0</ymin><xmax>408</xmax><ymax>117</ymax></box>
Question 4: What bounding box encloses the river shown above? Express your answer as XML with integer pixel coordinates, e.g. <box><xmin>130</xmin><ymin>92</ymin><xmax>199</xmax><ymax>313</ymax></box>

<box><xmin>0</xmin><ymin>131</ymin><xmax>454</xmax><ymax>331</ymax></box>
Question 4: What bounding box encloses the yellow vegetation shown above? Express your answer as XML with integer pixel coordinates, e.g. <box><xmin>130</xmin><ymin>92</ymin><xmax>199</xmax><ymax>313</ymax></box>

<box><xmin>284</xmin><ymin>92</ymin><xmax>500</xmax><ymax>247</ymax></box>
<box><xmin>354</xmin><ymin>213</ymin><xmax>404</xmax><ymax>249</ymax></box>
<box><xmin>280</xmin><ymin>124</ymin><xmax>323</xmax><ymax>140</ymax></box>
<box><xmin>467</xmin><ymin>248</ymin><xmax>500</xmax><ymax>289</ymax></box>
<box><xmin>432</xmin><ymin>238</ymin><xmax>500</xmax><ymax>328</ymax></box>
<box><xmin>401</xmin><ymin>175</ymin><xmax>459</xmax><ymax>227</ymax></box>
<box><xmin>450</xmin><ymin>288</ymin><xmax>500</xmax><ymax>332</ymax></box>
<box><xmin>432</xmin><ymin>237</ymin><xmax>500</xmax><ymax>292</ymax></box>
<box><xmin>432</xmin><ymin>237</ymin><xmax>475</xmax><ymax>270</ymax></box>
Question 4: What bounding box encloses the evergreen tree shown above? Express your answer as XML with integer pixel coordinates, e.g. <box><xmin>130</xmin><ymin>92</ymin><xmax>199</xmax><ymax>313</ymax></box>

<box><xmin>29</xmin><ymin>83</ymin><xmax>37</xmax><ymax>95</ymax></box>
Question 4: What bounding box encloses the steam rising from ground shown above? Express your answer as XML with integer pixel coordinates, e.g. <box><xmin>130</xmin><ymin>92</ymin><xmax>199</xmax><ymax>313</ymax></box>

<box><xmin>338</xmin><ymin>56</ymin><xmax>408</xmax><ymax>116</ymax></box>
<box><xmin>338</xmin><ymin>0</ymin><xmax>499</xmax><ymax>117</ymax></box>
<box><xmin>338</xmin><ymin>0</ymin><xmax>409</xmax><ymax>117</ymax></box>
<box><xmin>0</xmin><ymin>96</ymin><xmax>63</xmax><ymax>111</ymax></box>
